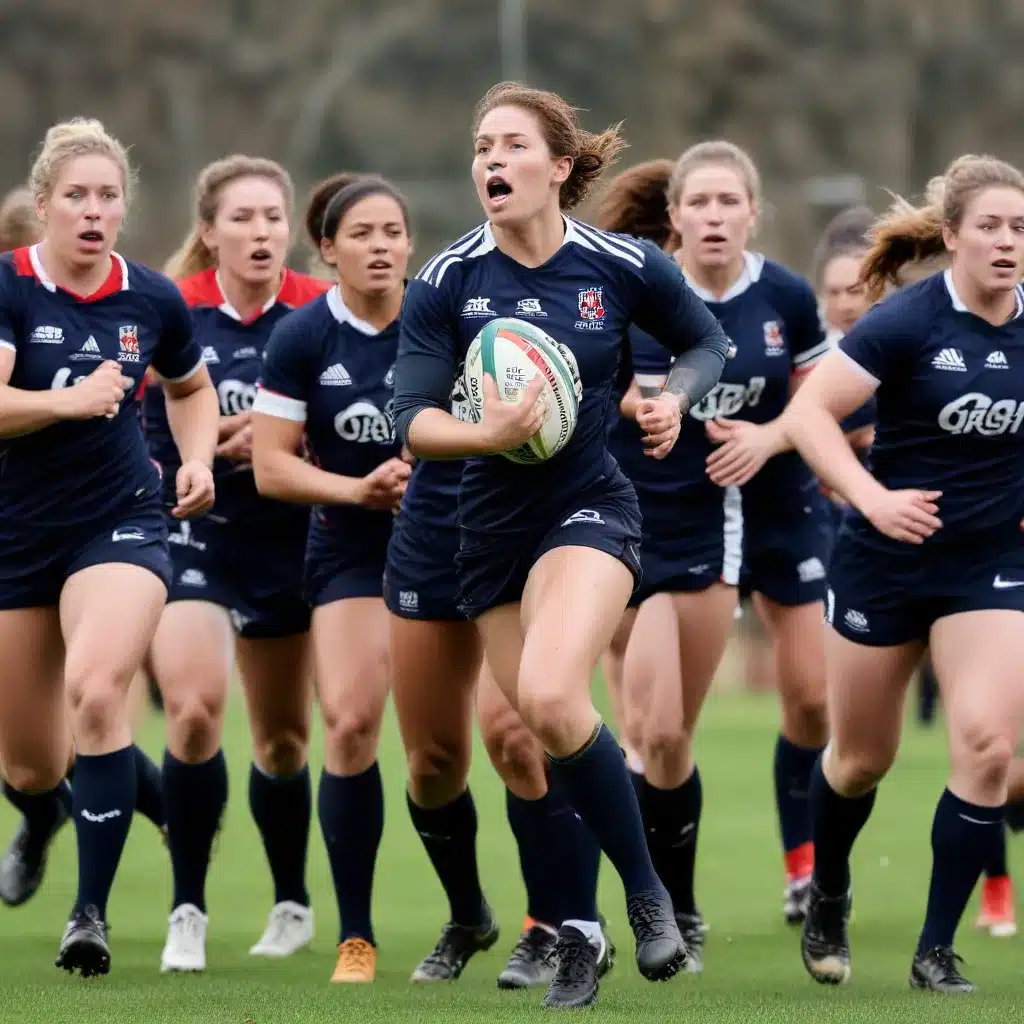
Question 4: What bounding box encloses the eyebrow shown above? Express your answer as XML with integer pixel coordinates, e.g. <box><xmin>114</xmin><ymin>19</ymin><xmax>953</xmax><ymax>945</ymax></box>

<box><xmin>474</xmin><ymin>132</ymin><xmax>527</xmax><ymax>143</ymax></box>
<box><xmin>64</xmin><ymin>182</ymin><xmax>120</xmax><ymax>190</ymax></box>
<box><xmin>347</xmin><ymin>220</ymin><xmax>404</xmax><ymax>230</ymax></box>
<box><xmin>228</xmin><ymin>205</ymin><xmax>284</xmax><ymax>213</ymax></box>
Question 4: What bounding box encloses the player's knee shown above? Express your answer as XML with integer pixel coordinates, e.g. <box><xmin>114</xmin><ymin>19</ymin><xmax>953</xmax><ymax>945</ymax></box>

<box><xmin>321</xmin><ymin>702</ymin><xmax>379</xmax><ymax>770</ymax></box>
<box><xmin>256</xmin><ymin>729</ymin><xmax>308</xmax><ymax>776</ymax></box>
<box><xmin>516</xmin><ymin>681</ymin><xmax>587</xmax><ymax>755</ymax></box>
<box><xmin>164</xmin><ymin>689</ymin><xmax>225</xmax><ymax>755</ymax></box>
<box><xmin>65</xmin><ymin>668</ymin><xmax>130</xmax><ymax>740</ymax></box>
<box><xmin>780</xmin><ymin>686</ymin><xmax>828</xmax><ymax>746</ymax></box>
<box><xmin>486</xmin><ymin>721</ymin><xmax>544</xmax><ymax>783</ymax></box>
<box><xmin>956</xmin><ymin>721</ymin><xmax>1013</xmax><ymax>791</ymax></box>
<box><xmin>4</xmin><ymin>762</ymin><xmax>65</xmax><ymax>794</ymax></box>
<box><xmin>644</xmin><ymin>718</ymin><xmax>691</xmax><ymax>765</ymax></box>
<box><xmin>831</xmin><ymin>746</ymin><xmax>893</xmax><ymax>794</ymax></box>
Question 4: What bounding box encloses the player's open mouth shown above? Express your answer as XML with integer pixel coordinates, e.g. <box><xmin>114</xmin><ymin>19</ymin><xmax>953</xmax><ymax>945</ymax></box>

<box><xmin>701</xmin><ymin>233</ymin><xmax>727</xmax><ymax>244</ymax></box>
<box><xmin>78</xmin><ymin>230</ymin><xmax>103</xmax><ymax>243</ymax></box>
<box><xmin>992</xmin><ymin>258</ymin><xmax>1016</xmax><ymax>270</ymax></box>
<box><xmin>367</xmin><ymin>259</ymin><xmax>392</xmax><ymax>271</ymax></box>
<box><xmin>486</xmin><ymin>176</ymin><xmax>513</xmax><ymax>203</ymax></box>
<box><xmin>250</xmin><ymin>249</ymin><xmax>272</xmax><ymax>264</ymax></box>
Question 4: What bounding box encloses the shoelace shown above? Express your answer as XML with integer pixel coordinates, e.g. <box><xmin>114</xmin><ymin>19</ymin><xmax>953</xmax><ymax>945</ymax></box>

<box><xmin>338</xmin><ymin>938</ymin><xmax>374</xmax><ymax>970</ymax></box>
<box><xmin>510</xmin><ymin>927</ymin><xmax>555</xmax><ymax>966</ymax></box>
<box><xmin>553</xmin><ymin>938</ymin><xmax>593</xmax><ymax>986</ymax></box>
<box><xmin>422</xmin><ymin>924</ymin><xmax>471</xmax><ymax>966</ymax></box>
<box><xmin>929</xmin><ymin>947</ymin><xmax>967</xmax><ymax>980</ymax></box>
<box><xmin>263</xmin><ymin>909</ymin><xmax>301</xmax><ymax>945</ymax></box>
<box><xmin>626</xmin><ymin>895</ymin><xmax>666</xmax><ymax>932</ymax></box>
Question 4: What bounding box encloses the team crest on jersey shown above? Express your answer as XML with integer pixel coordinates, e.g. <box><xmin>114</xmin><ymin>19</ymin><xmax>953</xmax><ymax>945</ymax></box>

<box><xmin>384</xmin><ymin>363</ymin><xmax>396</xmax><ymax>387</ymax></box>
<box><xmin>577</xmin><ymin>287</ymin><xmax>605</xmax><ymax>322</ymax></box>
<box><xmin>762</xmin><ymin>320</ymin><xmax>785</xmax><ymax>356</ymax></box>
<box><xmin>119</xmin><ymin>325</ymin><xmax>140</xmax><ymax>363</ymax></box>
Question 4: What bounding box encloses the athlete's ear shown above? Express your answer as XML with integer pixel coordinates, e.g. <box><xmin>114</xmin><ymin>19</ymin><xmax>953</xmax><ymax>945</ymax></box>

<box><xmin>552</xmin><ymin>155</ymin><xmax>573</xmax><ymax>186</ymax></box>
<box><xmin>34</xmin><ymin>193</ymin><xmax>47</xmax><ymax>225</ymax></box>
<box><xmin>198</xmin><ymin>220</ymin><xmax>218</xmax><ymax>260</ymax></box>
<box><xmin>941</xmin><ymin>221</ymin><xmax>958</xmax><ymax>254</ymax></box>
<box><xmin>319</xmin><ymin>235</ymin><xmax>338</xmax><ymax>268</ymax></box>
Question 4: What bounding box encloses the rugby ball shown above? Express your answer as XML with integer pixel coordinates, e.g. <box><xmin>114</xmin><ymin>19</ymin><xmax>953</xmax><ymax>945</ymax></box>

<box><xmin>464</xmin><ymin>318</ymin><xmax>582</xmax><ymax>464</ymax></box>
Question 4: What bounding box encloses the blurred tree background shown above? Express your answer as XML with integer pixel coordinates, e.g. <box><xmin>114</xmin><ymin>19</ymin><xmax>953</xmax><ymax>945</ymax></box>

<box><xmin>3</xmin><ymin>0</ymin><xmax>1024</xmax><ymax>271</ymax></box>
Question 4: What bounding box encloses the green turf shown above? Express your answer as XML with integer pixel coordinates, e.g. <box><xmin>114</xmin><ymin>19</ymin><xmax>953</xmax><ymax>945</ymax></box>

<box><xmin>0</xmin><ymin>687</ymin><xmax>1019</xmax><ymax>1022</ymax></box>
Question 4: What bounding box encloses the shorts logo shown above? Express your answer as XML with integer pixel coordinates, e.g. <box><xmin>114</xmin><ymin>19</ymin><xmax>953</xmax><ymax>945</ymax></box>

<box><xmin>843</xmin><ymin>608</ymin><xmax>869</xmax><ymax>633</ymax></box>
<box><xmin>576</xmin><ymin>287</ymin><xmax>605</xmax><ymax>330</ymax></box>
<box><xmin>168</xmin><ymin>521</ymin><xmax>206</xmax><ymax>551</ymax></box>
<box><xmin>763</xmin><ymin>320</ymin><xmax>785</xmax><ymax>356</ymax></box>
<box><xmin>562</xmin><ymin>508</ymin><xmax>605</xmax><ymax>527</ymax></box>
<box><xmin>461</xmin><ymin>297</ymin><xmax>494</xmax><ymax>318</ymax></box>
<box><xmin>992</xmin><ymin>575</ymin><xmax>1024</xmax><ymax>589</ymax></box>
<box><xmin>229</xmin><ymin>609</ymin><xmax>252</xmax><ymax>633</ymax></box>
<box><xmin>179</xmin><ymin>568</ymin><xmax>207</xmax><ymax>587</ymax></box>
<box><xmin>111</xmin><ymin>527</ymin><xmax>145</xmax><ymax>542</ymax></box>
<box><xmin>516</xmin><ymin>298</ymin><xmax>547</xmax><ymax>318</ymax></box>
<box><xmin>797</xmin><ymin>557</ymin><xmax>826</xmax><ymax>583</ymax></box>
<box><xmin>119</xmin><ymin>325</ymin><xmax>141</xmax><ymax>363</ymax></box>
<box><xmin>688</xmin><ymin>564</ymin><xmax>712</xmax><ymax>575</ymax></box>
<box><xmin>399</xmin><ymin>590</ymin><xmax>419</xmax><ymax>612</ymax></box>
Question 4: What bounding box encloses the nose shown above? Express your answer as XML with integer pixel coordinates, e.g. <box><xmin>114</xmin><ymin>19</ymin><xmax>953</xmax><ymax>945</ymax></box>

<box><xmin>252</xmin><ymin>215</ymin><xmax>270</xmax><ymax>240</ymax></box>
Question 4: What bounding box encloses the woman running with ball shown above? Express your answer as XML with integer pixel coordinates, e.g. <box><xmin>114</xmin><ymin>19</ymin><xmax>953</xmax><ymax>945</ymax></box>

<box><xmin>392</xmin><ymin>81</ymin><xmax>729</xmax><ymax>1009</ymax></box>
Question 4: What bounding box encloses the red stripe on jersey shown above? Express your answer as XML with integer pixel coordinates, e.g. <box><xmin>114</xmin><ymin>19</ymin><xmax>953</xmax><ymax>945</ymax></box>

<box><xmin>11</xmin><ymin>246</ymin><xmax>122</xmax><ymax>301</ymax></box>
<box><xmin>278</xmin><ymin>268</ymin><xmax>332</xmax><ymax>309</ymax></box>
<box><xmin>176</xmin><ymin>267</ymin><xmax>330</xmax><ymax>317</ymax></box>
<box><xmin>176</xmin><ymin>267</ymin><xmax>221</xmax><ymax>310</ymax></box>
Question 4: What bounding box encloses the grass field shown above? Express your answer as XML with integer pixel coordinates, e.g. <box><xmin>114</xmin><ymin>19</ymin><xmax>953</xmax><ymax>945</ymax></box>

<box><xmin>0</xmin><ymin>679</ymin><xmax>1020</xmax><ymax>1023</ymax></box>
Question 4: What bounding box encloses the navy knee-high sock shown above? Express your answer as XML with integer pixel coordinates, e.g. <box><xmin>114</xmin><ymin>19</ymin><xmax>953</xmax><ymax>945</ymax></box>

<box><xmin>918</xmin><ymin>791</ymin><xmax>1003</xmax><ymax>954</ymax></box>
<box><xmin>71</xmin><ymin>748</ymin><xmax>137</xmax><ymax>919</ymax></box>
<box><xmin>407</xmin><ymin>789</ymin><xmax>486</xmax><ymax>927</ymax></box>
<box><xmin>4</xmin><ymin>780</ymin><xmax>72</xmax><ymax>860</ymax></box>
<box><xmin>639</xmin><ymin>767</ymin><xmax>702</xmax><ymax>916</ymax></box>
<box><xmin>774</xmin><ymin>735</ymin><xmax>822</xmax><ymax>874</ymax></box>
<box><xmin>547</xmin><ymin>723</ymin><xmax>663</xmax><ymax>899</ymax></box>
<box><xmin>319</xmin><ymin>764</ymin><xmax>384</xmax><ymax>945</ymax></box>
<box><xmin>249</xmin><ymin>764</ymin><xmax>311</xmax><ymax>906</ymax></box>
<box><xmin>132</xmin><ymin>745</ymin><xmax>165</xmax><ymax>829</ymax></box>
<box><xmin>809</xmin><ymin>758</ymin><xmax>876</xmax><ymax>898</ymax></box>
<box><xmin>507</xmin><ymin>781</ymin><xmax>600</xmax><ymax>927</ymax></box>
<box><xmin>984</xmin><ymin>823</ymin><xmax>1009</xmax><ymax>879</ymax></box>
<box><xmin>163</xmin><ymin>749</ymin><xmax>228</xmax><ymax>913</ymax></box>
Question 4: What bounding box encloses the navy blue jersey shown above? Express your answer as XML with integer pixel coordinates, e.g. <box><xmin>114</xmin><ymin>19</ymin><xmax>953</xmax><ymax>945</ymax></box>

<box><xmin>839</xmin><ymin>270</ymin><xmax>1024</xmax><ymax>550</ymax></box>
<box><xmin>393</xmin><ymin>218</ymin><xmax>728</xmax><ymax>534</ymax></box>
<box><xmin>254</xmin><ymin>285</ymin><xmax>401</xmax><ymax>552</ymax></box>
<box><xmin>611</xmin><ymin>253</ymin><xmax>827</xmax><ymax>512</ymax></box>
<box><xmin>144</xmin><ymin>267</ymin><xmax>328</xmax><ymax>523</ymax></box>
<box><xmin>0</xmin><ymin>245</ymin><xmax>202</xmax><ymax>528</ymax></box>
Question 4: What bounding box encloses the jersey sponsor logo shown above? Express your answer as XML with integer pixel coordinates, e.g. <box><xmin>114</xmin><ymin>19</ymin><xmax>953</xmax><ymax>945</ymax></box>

<box><xmin>29</xmin><ymin>325</ymin><xmax>63</xmax><ymax>344</ymax></box>
<box><xmin>576</xmin><ymin>287</ymin><xmax>605</xmax><ymax>330</ymax></box>
<box><xmin>993</xmin><ymin>575</ymin><xmax>1024</xmax><ymax>589</ymax></box>
<box><xmin>69</xmin><ymin>336</ymin><xmax>103</xmax><ymax>362</ymax></box>
<box><xmin>118</xmin><ymin>325</ymin><xmax>141</xmax><ymax>363</ymax></box>
<box><xmin>843</xmin><ymin>608</ymin><xmax>869</xmax><ymax>633</ymax></box>
<box><xmin>561</xmin><ymin>508</ymin><xmax>605</xmax><ymax>527</ymax></box>
<box><xmin>689</xmin><ymin>377</ymin><xmax>766</xmax><ymax>421</ymax></box>
<box><xmin>986</xmin><ymin>350</ymin><xmax>1009</xmax><ymax>369</ymax></box>
<box><xmin>763</xmin><ymin>320</ymin><xmax>785</xmax><ymax>356</ymax></box>
<box><xmin>318</xmin><ymin>363</ymin><xmax>352</xmax><ymax>387</ymax></box>
<box><xmin>217</xmin><ymin>378</ymin><xmax>257</xmax><ymax>416</ymax></box>
<box><xmin>179</xmin><ymin>568</ymin><xmax>207</xmax><ymax>587</ymax></box>
<box><xmin>201</xmin><ymin>346</ymin><xmax>220</xmax><ymax>364</ymax></box>
<box><xmin>937</xmin><ymin>393</ymin><xmax>1024</xmax><ymax>436</ymax></box>
<box><xmin>334</xmin><ymin>400</ymin><xmax>395</xmax><ymax>444</ymax></box>
<box><xmin>233</xmin><ymin>346</ymin><xmax>258</xmax><ymax>360</ymax></box>
<box><xmin>932</xmin><ymin>347</ymin><xmax>966</xmax><ymax>372</ymax></box>
<box><xmin>515</xmin><ymin>298</ymin><xmax>547</xmax><ymax>318</ymax></box>
<box><xmin>50</xmin><ymin>368</ymin><xmax>89</xmax><ymax>390</ymax></box>
<box><xmin>797</xmin><ymin>557</ymin><xmax>826</xmax><ymax>583</ymax></box>
<box><xmin>112</xmin><ymin>526</ymin><xmax>146</xmax><ymax>542</ymax></box>
<box><xmin>461</xmin><ymin>297</ymin><xmax>494</xmax><ymax>317</ymax></box>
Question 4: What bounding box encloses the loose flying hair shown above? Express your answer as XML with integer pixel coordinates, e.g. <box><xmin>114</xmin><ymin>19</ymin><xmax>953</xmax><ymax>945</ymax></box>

<box><xmin>164</xmin><ymin>155</ymin><xmax>295</xmax><ymax>281</ymax></box>
<box><xmin>472</xmin><ymin>82</ymin><xmax>627</xmax><ymax>211</ymax></box>
<box><xmin>0</xmin><ymin>186</ymin><xmax>41</xmax><ymax>251</ymax></box>
<box><xmin>304</xmin><ymin>172</ymin><xmax>411</xmax><ymax>257</ymax></box>
<box><xmin>666</xmin><ymin>140</ymin><xmax>762</xmax><ymax>217</ymax></box>
<box><xmin>593</xmin><ymin>159</ymin><xmax>675</xmax><ymax>249</ymax></box>
<box><xmin>861</xmin><ymin>154</ymin><xmax>1024</xmax><ymax>300</ymax></box>
<box><xmin>29</xmin><ymin>117</ymin><xmax>136</xmax><ymax>209</ymax></box>
<box><xmin>810</xmin><ymin>205</ymin><xmax>874</xmax><ymax>288</ymax></box>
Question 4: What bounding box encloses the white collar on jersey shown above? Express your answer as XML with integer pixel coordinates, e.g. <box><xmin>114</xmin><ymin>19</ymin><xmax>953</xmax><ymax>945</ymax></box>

<box><xmin>682</xmin><ymin>251</ymin><xmax>765</xmax><ymax>303</ymax></box>
<box><xmin>214</xmin><ymin>269</ymin><xmax>280</xmax><ymax>322</ymax></box>
<box><xmin>29</xmin><ymin>243</ymin><xmax>129</xmax><ymax>294</ymax></box>
<box><xmin>943</xmin><ymin>268</ymin><xmax>1024</xmax><ymax>321</ymax></box>
<box><xmin>326</xmin><ymin>285</ymin><xmax>382</xmax><ymax>336</ymax></box>
<box><xmin>476</xmin><ymin>217</ymin><xmax>601</xmax><ymax>260</ymax></box>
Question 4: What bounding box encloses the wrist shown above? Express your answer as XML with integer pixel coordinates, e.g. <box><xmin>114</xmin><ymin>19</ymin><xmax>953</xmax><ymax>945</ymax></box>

<box><xmin>848</xmin><ymin>475</ymin><xmax>888</xmax><ymax>516</ymax></box>
<box><xmin>335</xmin><ymin>475</ymin><xmax>365</xmax><ymax>505</ymax></box>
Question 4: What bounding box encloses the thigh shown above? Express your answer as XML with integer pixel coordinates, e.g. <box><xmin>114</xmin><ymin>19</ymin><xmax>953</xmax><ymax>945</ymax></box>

<box><xmin>930</xmin><ymin>610</ymin><xmax>1024</xmax><ymax>764</ymax></box>
<box><xmin>476</xmin><ymin>603</ymin><xmax>526</xmax><ymax>712</ymax></box>
<box><xmin>390</xmin><ymin>615</ymin><xmax>482</xmax><ymax>766</ymax></box>
<box><xmin>149</xmin><ymin>600</ymin><xmax>234</xmax><ymax>711</ymax></box>
<box><xmin>755</xmin><ymin>595</ymin><xmax>825</xmax><ymax>693</ymax></box>
<box><xmin>824</xmin><ymin>626</ymin><xmax>922</xmax><ymax>774</ymax></box>
<box><xmin>236</xmin><ymin>632</ymin><xmax>314</xmax><ymax>752</ymax></box>
<box><xmin>312</xmin><ymin>597</ymin><xmax>391</xmax><ymax>725</ymax></box>
<box><xmin>0</xmin><ymin>608</ymin><xmax>69</xmax><ymax>789</ymax></box>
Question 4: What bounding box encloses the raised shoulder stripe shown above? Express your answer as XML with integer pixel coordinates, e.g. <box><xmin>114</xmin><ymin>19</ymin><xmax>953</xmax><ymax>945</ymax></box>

<box><xmin>572</xmin><ymin>220</ymin><xmax>646</xmax><ymax>261</ymax></box>
<box><xmin>417</xmin><ymin>225</ymin><xmax>487</xmax><ymax>286</ymax></box>
<box><xmin>569</xmin><ymin>221</ymin><xmax>645</xmax><ymax>270</ymax></box>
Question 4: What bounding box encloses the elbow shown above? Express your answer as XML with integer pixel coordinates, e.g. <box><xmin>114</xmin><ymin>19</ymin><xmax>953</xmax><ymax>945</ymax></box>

<box><xmin>252</xmin><ymin>453</ymin><xmax>290</xmax><ymax>502</ymax></box>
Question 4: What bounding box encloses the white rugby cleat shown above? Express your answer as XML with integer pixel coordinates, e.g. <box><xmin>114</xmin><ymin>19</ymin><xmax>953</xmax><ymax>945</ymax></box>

<box><xmin>249</xmin><ymin>901</ymin><xmax>314</xmax><ymax>958</ymax></box>
<box><xmin>160</xmin><ymin>903</ymin><xmax>208</xmax><ymax>972</ymax></box>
